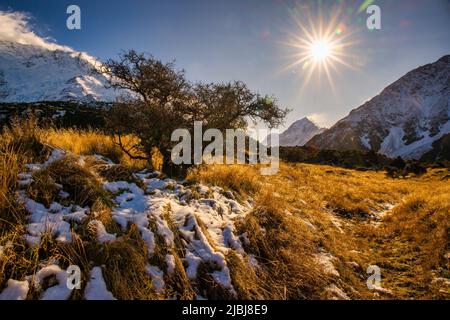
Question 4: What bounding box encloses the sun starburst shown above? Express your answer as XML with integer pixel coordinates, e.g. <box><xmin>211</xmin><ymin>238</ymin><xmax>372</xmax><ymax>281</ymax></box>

<box><xmin>281</xmin><ymin>5</ymin><xmax>360</xmax><ymax>92</ymax></box>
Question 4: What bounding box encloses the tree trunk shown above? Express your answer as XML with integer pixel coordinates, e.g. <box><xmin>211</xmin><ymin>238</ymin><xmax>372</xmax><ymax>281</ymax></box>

<box><xmin>161</xmin><ymin>152</ymin><xmax>173</xmax><ymax>176</ymax></box>
<box><xmin>160</xmin><ymin>151</ymin><xmax>191</xmax><ymax>178</ymax></box>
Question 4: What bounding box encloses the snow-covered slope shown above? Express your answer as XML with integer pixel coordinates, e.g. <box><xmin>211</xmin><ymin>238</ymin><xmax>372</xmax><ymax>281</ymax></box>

<box><xmin>307</xmin><ymin>55</ymin><xmax>450</xmax><ymax>160</ymax></box>
<box><xmin>2</xmin><ymin>148</ymin><xmax>253</xmax><ymax>300</ymax></box>
<box><xmin>265</xmin><ymin>117</ymin><xmax>325</xmax><ymax>147</ymax></box>
<box><xmin>0</xmin><ymin>40</ymin><xmax>121</xmax><ymax>103</ymax></box>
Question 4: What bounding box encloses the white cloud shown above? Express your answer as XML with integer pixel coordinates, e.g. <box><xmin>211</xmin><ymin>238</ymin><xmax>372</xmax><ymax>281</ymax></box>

<box><xmin>0</xmin><ymin>11</ymin><xmax>98</xmax><ymax>66</ymax></box>
<box><xmin>0</xmin><ymin>11</ymin><xmax>72</xmax><ymax>51</ymax></box>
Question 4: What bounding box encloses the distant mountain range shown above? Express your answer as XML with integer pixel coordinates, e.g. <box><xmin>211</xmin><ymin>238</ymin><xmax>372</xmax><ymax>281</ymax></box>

<box><xmin>0</xmin><ymin>34</ymin><xmax>449</xmax><ymax>161</ymax></box>
<box><xmin>307</xmin><ymin>55</ymin><xmax>450</xmax><ymax>160</ymax></box>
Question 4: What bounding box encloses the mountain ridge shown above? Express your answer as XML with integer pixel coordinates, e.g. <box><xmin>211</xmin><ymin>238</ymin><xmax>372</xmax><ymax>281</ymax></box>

<box><xmin>307</xmin><ymin>55</ymin><xmax>450</xmax><ymax>160</ymax></box>
<box><xmin>0</xmin><ymin>40</ymin><xmax>122</xmax><ymax>103</ymax></box>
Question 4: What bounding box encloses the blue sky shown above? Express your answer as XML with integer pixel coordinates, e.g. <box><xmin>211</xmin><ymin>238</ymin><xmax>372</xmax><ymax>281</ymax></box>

<box><xmin>0</xmin><ymin>0</ymin><xmax>449</xmax><ymax>129</ymax></box>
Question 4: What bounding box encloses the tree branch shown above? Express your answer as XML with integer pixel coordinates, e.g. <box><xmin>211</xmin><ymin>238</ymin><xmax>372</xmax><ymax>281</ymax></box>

<box><xmin>114</xmin><ymin>133</ymin><xmax>148</xmax><ymax>160</ymax></box>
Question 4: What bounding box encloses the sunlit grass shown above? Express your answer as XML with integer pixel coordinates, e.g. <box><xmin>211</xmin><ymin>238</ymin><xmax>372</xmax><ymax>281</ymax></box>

<box><xmin>190</xmin><ymin>162</ymin><xmax>450</xmax><ymax>299</ymax></box>
<box><xmin>44</xmin><ymin>128</ymin><xmax>146</xmax><ymax>169</ymax></box>
<box><xmin>1</xmin><ymin>117</ymin><xmax>448</xmax><ymax>299</ymax></box>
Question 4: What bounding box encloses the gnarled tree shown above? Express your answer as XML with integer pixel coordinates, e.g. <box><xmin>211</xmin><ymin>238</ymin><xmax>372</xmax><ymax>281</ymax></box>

<box><xmin>102</xmin><ymin>50</ymin><xmax>288</xmax><ymax>175</ymax></box>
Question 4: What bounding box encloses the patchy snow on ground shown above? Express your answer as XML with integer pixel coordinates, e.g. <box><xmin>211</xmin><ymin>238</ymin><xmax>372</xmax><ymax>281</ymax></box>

<box><xmin>88</xmin><ymin>220</ymin><xmax>116</xmax><ymax>243</ymax></box>
<box><xmin>17</xmin><ymin>149</ymin><xmax>90</xmax><ymax>246</ymax></box>
<box><xmin>146</xmin><ymin>265</ymin><xmax>165</xmax><ymax>294</ymax></box>
<box><xmin>1</xmin><ymin>149</ymin><xmax>256</xmax><ymax>299</ymax></box>
<box><xmin>0</xmin><ymin>279</ymin><xmax>29</xmax><ymax>300</ymax></box>
<box><xmin>84</xmin><ymin>267</ymin><xmax>116</xmax><ymax>300</ymax></box>
<box><xmin>19</xmin><ymin>191</ymin><xmax>89</xmax><ymax>246</ymax></box>
<box><xmin>165</xmin><ymin>254</ymin><xmax>176</xmax><ymax>275</ymax></box>
<box><xmin>102</xmin><ymin>169</ymin><xmax>251</xmax><ymax>297</ymax></box>
<box><xmin>32</xmin><ymin>264</ymin><xmax>72</xmax><ymax>300</ymax></box>
<box><xmin>25</xmin><ymin>148</ymin><xmax>65</xmax><ymax>172</ymax></box>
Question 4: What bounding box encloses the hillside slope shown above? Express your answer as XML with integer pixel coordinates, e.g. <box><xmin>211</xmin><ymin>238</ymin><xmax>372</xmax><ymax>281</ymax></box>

<box><xmin>307</xmin><ymin>55</ymin><xmax>450</xmax><ymax>160</ymax></box>
<box><xmin>1</xmin><ymin>121</ymin><xmax>448</xmax><ymax>300</ymax></box>
<box><xmin>0</xmin><ymin>41</ymin><xmax>121</xmax><ymax>103</ymax></box>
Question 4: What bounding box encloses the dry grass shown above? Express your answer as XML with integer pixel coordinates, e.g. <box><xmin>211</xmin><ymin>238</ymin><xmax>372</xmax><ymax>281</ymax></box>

<box><xmin>186</xmin><ymin>164</ymin><xmax>261</xmax><ymax>196</ymax></box>
<box><xmin>0</xmin><ymin>119</ymin><xmax>159</xmax><ymax>300</ymax></box>
<box><xmin>189</xmin><ymin>162</ymin><xmax>450</xmax><ymax>299</ymax></box>
<box><xmin>44</xmin><ymin>128</ymin><xmax>146</xmax><ymax>169</ymax></box>
<box><xmin>0</xmin><ymin>145</ymin><xmax>28</xmax><ymax>228</ymax></box>
<box><xmin>236</xmin><ymin>190</ymin><xmax>329</xmax><ymax>299</ymax></box>
<box><xmin>148</xmin><ymin>208</ymin><xmax>197</xmax><ymax>300</ymax></box>
<box><xmin>27</xmin><ymin>155</ymin><xmax>112</xmax><ymax>208</ymax></box>
<box><xmin>372</xmin><ymin>188</ymin><xmax>450</xmax><ymax>299</ymax></box>
<box><xmin>226</xmin><ymin>250</ymin><xmax>268</xmax><ymax>299</ymax></box>
<box><xmin>0</xmin><ymin>118</ymin><xmax>42</xmax><ymax>293</ymax></box>
<box><xmin>98</xmin><ymin>225</ymin><xmax>159</xmax><ymax>300</ymax></box>
<box><xmin>0</xmin><ymin>118</ymin><xmax>88</xmax><ymax>297</ymax></box>
<box><xmin>1</xmin><ymin>117</ymin><xmax>448</xmax><ymax>300</ymax></box>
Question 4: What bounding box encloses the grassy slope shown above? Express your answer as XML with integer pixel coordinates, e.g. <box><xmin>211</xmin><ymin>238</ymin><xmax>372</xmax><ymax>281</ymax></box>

<box><xmin>1</xmin><ymin>120</ymin><xmax>449</xmax><ymax>299</ymax></box>
<box><xmin>189</xmin><ymin>163</ymin><xmax>450</xmax><ymax>299</ymax></box>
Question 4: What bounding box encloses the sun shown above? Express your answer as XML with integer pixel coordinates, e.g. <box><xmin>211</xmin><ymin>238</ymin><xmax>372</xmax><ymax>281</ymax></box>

<box><xmin>310</xmin><ymin>40</ymin><xmax>332</xmax><ymax>61</ymax></box>
<box><xmin>281</xmin><ymin>5</ymin><xmax>359</xmax><ymax>90</ymax></box>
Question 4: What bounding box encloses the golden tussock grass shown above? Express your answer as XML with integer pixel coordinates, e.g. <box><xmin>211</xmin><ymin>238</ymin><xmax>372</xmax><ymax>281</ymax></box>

<box><xmin>373</xmin><ymin>187</ymin><xmax>450</xmax><ymax>299</ymax></box>
<box><xmin>187</xmin><ymin>164</ymin><xmax>261</xmax><ymax>196</ymax></box>
<box><xmin>1</xmin><ymin>117</ymin><xmax>448</xmax><ymax>300</ymax></box>
<box><xmin>0</xmin><ymin>119</ymin><xmax>159</xmax><ymax>300</ymax></box>
<box><xmin>0</xmin><ymin>117</ymin><xmax>49</xmax><ymax>237</ymax></box>
<box><xmin>189</xmin><ymin>162</ymin><xmax>450</xmax><ymax>299</ymax></box>
<box><xmin>27</xmin><ymin>155</ymin><xmax>112</xmax><ymax>208</ymax></box>
<box><xmin>98</xmin><ymin>225</ymin><xmax>159</xmax><ymax>300</ymax></box>
<box><xmin>44</xmin><ymin>128</ymin><xmax>146</xmax><ymax>169</ymax></box>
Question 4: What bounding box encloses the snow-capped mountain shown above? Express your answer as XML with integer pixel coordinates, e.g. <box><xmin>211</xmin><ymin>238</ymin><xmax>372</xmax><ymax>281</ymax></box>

<box><xmin>0</xmin><ymin>40</ymin><xmax>121</xmax><ymax>103</ymax></box>
<box><xmin>307</xmin><ymin>55</ymin><xmax>450</xmax><ymax>160</ymax></box>
<box><xmin>280</xmin><ymin>117</ymin><xmax>326</xmax><ymax>146</ymax></box>
<box><xmin>266</xmin><ymin>117</ymin><xmax>325</xmax><ymax>147</ymax></box>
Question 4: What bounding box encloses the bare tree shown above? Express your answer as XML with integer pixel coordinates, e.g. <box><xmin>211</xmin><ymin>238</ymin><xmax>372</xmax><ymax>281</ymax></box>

<box><xmin>192</xmin><ymin>81</ymin><xmax>287</xmax><ymax>131</ymax></box>
<box><xmin>102</xmin><ymin>50</ymin><xmax>288</xmax><ymax>175</ymax></box>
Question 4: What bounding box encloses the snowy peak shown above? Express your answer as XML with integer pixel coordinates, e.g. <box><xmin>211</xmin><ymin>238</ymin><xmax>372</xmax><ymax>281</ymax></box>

<box><xmin>0</xmin><ymin>40</ymin><xmax>121</xmax><ymax>103</ymax></box>
<box><xmin>279</xmin><ymin>117</ymin><xmax>325</xmax><ymax>146</ymax></box>
<box><xmin>266</xmin><ymin>117</ymin><xmax>325</xmax><ymax>147</ymax></box>
<box><xmin>289</xmin><ymin>117</ymin><xmax>321</xmax><ymax>131</ymax></box>
<box><xmin>307</xmin><ymin>55</ymin><xmax>450</xmax><ymax>160</ymax></box>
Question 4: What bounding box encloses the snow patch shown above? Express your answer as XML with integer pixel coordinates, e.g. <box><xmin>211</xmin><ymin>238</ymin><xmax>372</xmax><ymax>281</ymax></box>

<box><xmin>84</xmin><ymin>267</ymin><xmax>115</xmax><ymax>300</ymax></box>
<box><xmin>360</xmin><ymin>134</ymin><xmax>371</xmax><ymax>149</ymax></box>
<box><xmin>0</xmin><ymin>279</ymin><xmax>29</xmax><ymax>300</ymax></box>
<box><xmin>32</xmin><ymin>265</ymin><xmax>72</xmax><ymax>300</ymax></box>
<box><xmin>88</xmin><ymin>220</ymin><xmax>116</xmax><ymax>243</ymax></box>
<box><xmin>146</xmin><ymin>265</ymin><xmax>165</xmax><ymax>294</ymax></box>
